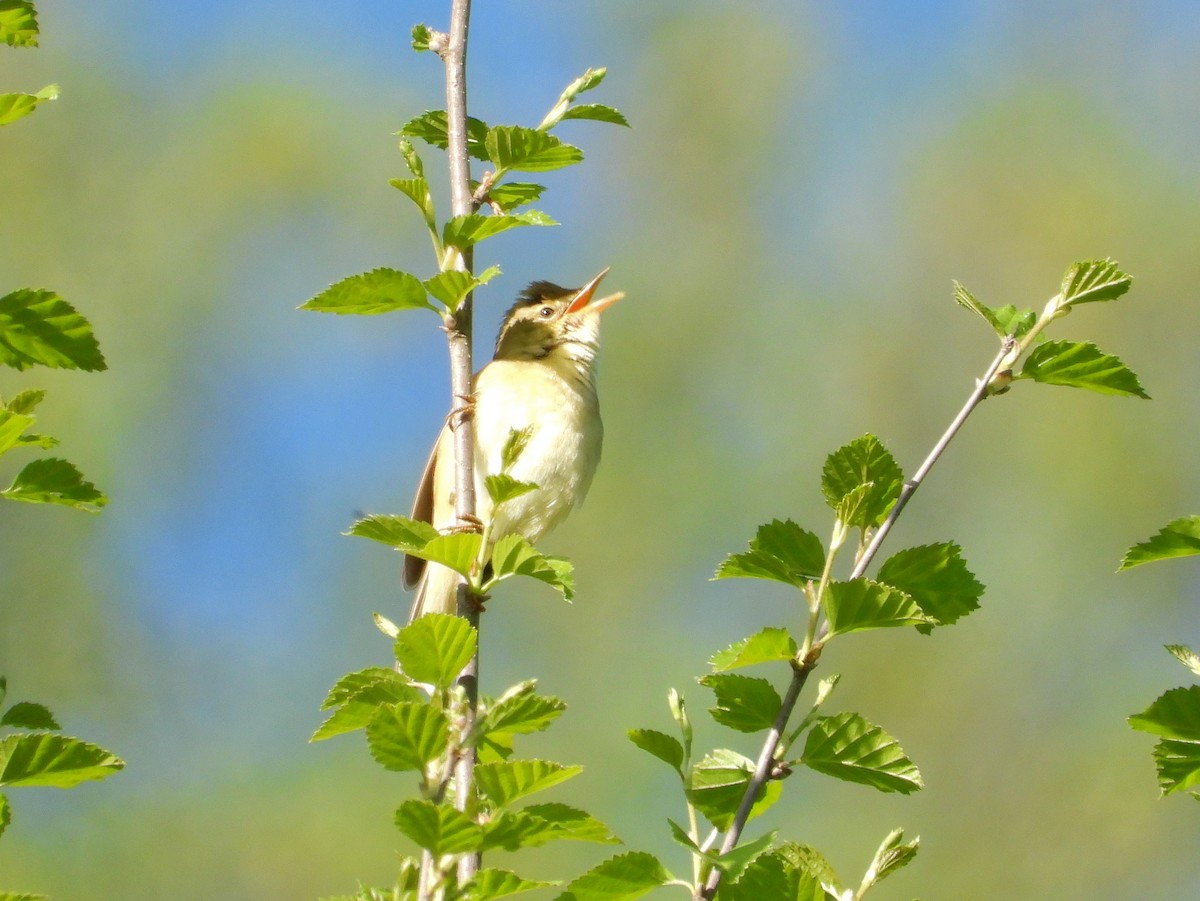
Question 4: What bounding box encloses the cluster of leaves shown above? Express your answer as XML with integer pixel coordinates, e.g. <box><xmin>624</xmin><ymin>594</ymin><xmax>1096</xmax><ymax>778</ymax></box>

<box><xmin>0</xmin><ymin>677</ymin><xmax>125</xmax><ymax>899</ymax></box>
<box><xmin>1121</xmin><ymin>517</ymin><xmax>1200</xmax><ymax>799</ymax></box>
<box><xmin>0</xmin><ymin>1</ymin><xmax>58</xmax><ymax>127</ymax></box>
<box><xmin>300</xmin><ymin>58</ymin><xmax>626</xmax><ymax>320</ymax></box>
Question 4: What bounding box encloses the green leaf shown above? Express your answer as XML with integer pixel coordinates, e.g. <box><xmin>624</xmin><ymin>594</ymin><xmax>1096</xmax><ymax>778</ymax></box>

<box><xmin>475</xmin><ymin>759</ymin><xmax>581</xmax><ymax>809</ymax></box>
<box><xmin>365</xmin><ymin>702</ymin><xmax>448</xmax><ymax>772</ymax></box>
<box><xmin>722</xmin><ymin>843</ymin><xmax>836</xmax><ymax>901</ymax></box>
<box><xmin>626</xmin><ymin>729</ymin><xmax>684</xmax><ymax>775</ymax></box>
<box><xmin>0</xmin><ymin>892</ymin><xmax>44</xmax><ymax>901</ymax></box>
<box><xmin>554</xmin><ymin>851</ymin><xmax>670</xmax><ymax>901</ymax></box>
<box><xmin>537</xmin><ymin>68</ymin><xmax>610</xmax><ymax>131</ymax></box>
<box><xmin>709</xmin><ymin>627</ymin><xmax>798</xmax><ymax>672</ymax></box>
<box><xmin>667</xmin><ymin>688</ymin><xmax>692</xmax><ymax>761</ymax></box>
<box><xmin>400</xmin><ymin>110</ymin><xmax>490</xmax><ymax>160</ymax></box>
<box><xmin>833</xmin><ymin>482</ymin><xmax>875</xmax><ymax>531</ymax></box>
<box><xmin>525</xmin><ymin>803</ymin><xmax>618</xmax><ymax>844</ymax></box>
<box><xmin>486</xmin><ymin>126</ymin><xmax>584</xmax><ymax>173</ymax></box>
<box><xmin>0</xmin><ymin>85</ymin><xmax>57</xmax><ymax>126</ymax></box>
<box><xmin>952</xmin><ymin>282</ymin><xmax>1005</xmax><ymax>336</ymax></box>
<box><xmin>485</xmin><ymin>474</ymin><xmax>538</xmax><ymax>508</ymax></box>
<box><xmin>482</xmin><ymin>182</ymin><xmax>545</xmax><ymax>212</ymax></box>
<box><xmin>0</xmin><ymin>791</ymin><xmax>9</xmax><ymax>840</ymax></box>
<box><xmin>699</xmin><ymin>673</ymin><xmax>782</xmax><ymax>733</ymax></box>
<box><xmin>665</xmin><ymin>821</ymin><xmax>774</xmax><ymax>880</ymax></box>
<box><xmin>823</xmin><ymin>578</ymin><xmax>929</xmax><ymax>638</ymax></box>
<box><xmin>1152</xmin><ymin>739</ymin><xmax>1200</xmax><ymax>797</ymax></box>
<box><xmin>559</xmin><ymin>104</ymin><xmax>630</xmax><ymax>127</ymax></box>
<box><xmin>423</xmin><ymin>265</ymin><xmax>501</xmax><ymax>311</ymax></box>
<box><xmin>398</xmin><ymin>137</ymin><xmax>425</xmax><ymax>177</ymax></box>
<box><xmin>876</xmin><ymin>542</ymin><xmax>984</xmax><ymax>630</ymax></box>
<box><xmin>821</xmin><ymin>435</ymin><xmax>903</xmax><ymax>528</ymax></box>
<box><xmin>484</xmin><ymin>804</ymin><xmax>618</xmax><ymax>851</ymax></box>
<box><xmin>1128</xmin><ymin>686</ymin><xmax>1200</xmax><ymax>740</ymax></box>
<box><xmin>4</xmin><ymin>388</ymin><xmax>45</xmax><ymax>414</ymax></box>
<box><xmin>319</xmin><ymin>667</ymin><xmax>416</xmax><ymax>711</ymax></box>
<box><xmin>442</xmin><ymin>211</ymin><xmax>557</xmax><ymax>252</ymax></box>
<box><xmin>410</xmin><ymin>23</ymin><xmax>432</xmax><ymax>52</ymax></box>
<box><xmin>0</xmin><ymin>409</ymin><xmax>35</xmax><ymax>455</ymax></box>
<box><xmin>500</xmin><ymin>426</ymin><xmax>534</xmax><ymax>471</ymax></box>
<box><xmin>0</xmin><ymin>734</ymin><xmax>124</xmax><ymax>788</ymax></box>
<box><xmin>714</xmin><ymin>519</ymin><xmax>825</xmax><ymax>589</ymax></box>
<box><xmin>1059</xmin><ymin>258</ymin><xmax>1132</xmax><ymax>308</ymax></box>
<box><xmin>464</xmin><ymin>868</ymin><xmax>556</xmax><ymax>901</ymax></box>
<box><xmin>418</xmin><ymin>533</ymin><xmax>483</xmax><ymax>578</ymax></box>
<box><xmin>346</xmin><ymin>513</ymin><xmax>438</xmax><ymax>551</ymax></box>
<box><xmin>487</xmin><ymin>534</ymin><xmax>574</xmax><ymax>601</ymax></box>
<box><xmin>479</xmin><ymin>680</ymin><xmax>566</xmax><ymax>737</ymax></box>
<box><xmin>394</xmin><ymin>613</ymin><xmax>477</xmax><ymax>690</ymax></box>
<box><xmin>394</xmin><ymin>799</ymin><xmax>482</xmax><ymax>855</ymax></box>
<box><xmin>0</xmin><ymin>289</ymin><xmax>105</xmax><ymax>371</ymax></box>
<box><xmin>993</xmin><ymin>304</ymin><xmax>1039</xmax><ymax>339</ymax></box>
<box><xmin>1120</xmin><ymin>516</ymin><xmax>1200</xmax><ymax>570</ymax></box>
<box><xmin>0</xmin><ymin>0</ymin><xmax>38</xmax><ymax>47</ymax></box>
<box><xmin>300</xmin><ymin>268</ymin><xmax>435</xmax><ymax>315</ymax></box>
<box><xmin>389</xmin><ymin>176</ymin><xmax>437</xmax><ymax>236</ymax></box>
<box><xmin>687</xmin><ymin>749</ymin><xmax>783</xmax><ymax>831</ymax></box>
<box><xmin>860</xmin><ymin>828</ymin><xmax>920</xmax><ymax>892</ymax></box>
<box><xmin>2</xmin><ymin>458</ymin><xmax>106</xmax><ymax>512</ymax></box>
<box><xmin>1018</xmin><ymin>340</ymin><xmax>1148</xmax><ymax>398</ymax></box>
<box><xmin>0</xmin><ymin>702</ymin><xmax>59</xmax><ymax>730</ymax></box>
<box><xmin>801</xmin><ymin>712</ymin><xmax>922</xmax><ymax>794</ymax></box>
<box><xmin>1165</xmin><ymin>645</ymin><xmax>1200</xmax><ymax>677</ymax></box>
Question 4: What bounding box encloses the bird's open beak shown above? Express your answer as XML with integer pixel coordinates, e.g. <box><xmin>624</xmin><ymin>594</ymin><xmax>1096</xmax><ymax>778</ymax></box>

<box><xmin>566</xmin><ymin>267</ymin><xmax>625</xmax><ymax>315</ymax></box>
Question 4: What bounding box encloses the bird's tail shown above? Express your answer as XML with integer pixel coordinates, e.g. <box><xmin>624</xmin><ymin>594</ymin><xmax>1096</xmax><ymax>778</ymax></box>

<box><xmin>408</xmin><ymin>561</ymin><xmax>460</xmax><ymax>622</ymax></box>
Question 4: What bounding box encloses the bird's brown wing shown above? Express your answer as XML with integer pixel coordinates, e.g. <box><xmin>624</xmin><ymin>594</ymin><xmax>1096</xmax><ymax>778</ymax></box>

<box><xmin>403</xmin><ymin>429</ymin><xmax>443</xmax><ymax>589</ymax></box>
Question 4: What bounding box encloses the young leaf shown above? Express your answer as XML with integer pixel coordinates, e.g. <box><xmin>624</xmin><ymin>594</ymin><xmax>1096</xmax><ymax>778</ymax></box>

<box><xmin>365</xmin><ymin>702</ymin><xmax>448</xmax><ymax>773</ymax></box>
<box><xmin>464</xmin><ymin>868</ymin><xmax>556</xmax><ymax>901</ymax></box>
<box><xmin>2</xmin><ymin>458</ymin><xmax>106</xmax><ymax>512</ymax></box>
<box><xmin>1128</xmin><ymin>686</ymin><xmax>1200</xmax><ymax>740</ymax></box>
<box><xmin>475</xmin><ymin>759</ymin><xmax>582</xmax><ymax>809</ymax></box>
<box><xmin>398</xmin><ymin>137</ymin><xmax>425</xmax><ymax>177</ymax></box>
<box><xmin>876</xmin><ymin>542</ymin><xmax>984</xmax><ymax>629</ymax></box>
<box><xmin>485</xmin><ymin>474</ymin><xmax>538</xmax><ymax>507</ymax></box>
<box><xmin>722</xmin><ymin>843</ymin><xmax>835</xmax><ymax>901</ymax></box>
<box><xmin>346</xmin><ymin>513</ymin><xmax>438</xmax><ymax>551</ymax></box>
<box><xmin>0</xmin><ymin>84</ymin><xmax>57</xmax><ymax>126</ymax></box>
<box><xmin>709</xmin><ymin>830</ymin><xmax>778</xmax><ymax>881</ymax></box>
<box><xmin>525</xmin><ymin>803</ymin><xmax>618</xmax><ymax>844</ymax></box>
<box><xmin>1152</xmin><ymin>739</ymin><xmax>1200</xmax><ymax>797</ymax></box>
<box><xmin>1120</xmin><ymin>516</ymin><xmax>1200</xmax><ymax>570</ymax></box>
<box><xmin>714</xmin><ymin>519</ymin><xmax>825</xmax><ymax>589</ymax></box>
<box><xmin>627</xmin><ymin>729</ymin><xmax>684</xmax><ymax>776</ymax></box>
<box><xmin>552</xmin><ymin>851</ymin><xmax>670</xmax><ymax>901</ymax></box>
<box><xmin>485</xmin><ymin>126</ymin><xmax>584</xmax><ymax>173</ymax></box>
<box><xmin>407</xmin><ymin>533</ymin><xmax>483</xmax><ymax>578</ymax></box>
<box><xmin>823</xmin><ymin>578</ymin><xmax>929</xmax><ymax>638</ymax></box>
<box><xmin>858</xmin><ymin>828</ymin><xmax>919</xmax><ymax>894</ymax></box>
<box><xmin>389</xmin><ymin>176</ymin><xmax>437</xmax><ymax>236</ymax></box>
<box><xmin>501</xmin><ymin>425</ymin><xmax>534</xmax><ymax>471</ymax></box>
<box><xmin>699</xmin><ymin>673</ymin><xmax>782</xmax><ymax>733</ymax></box>
<box><xmin>0</xmin><ymin>702</ymin><xmax>59</xmax><ymax>731</ymax></box>
<box><xmin>484</xmin><ymin>804</ymin><xmax>618</xmax><ymax>851</ymax></box>
<box><xmin>821</xmin><ymin>435</ymin><xmax>903</xmax><ymax>528</ymax></box>
<box><xmin>300</xmin><ymin>268</ymin><xmax>435</xmax><ymax>315</ymax></box>
<box><xmin>320</xmin><ymin>667</ymin><xmax>415</xmax><ymax>710</ymax></box>
<box><xmin>1018</xmin><ymin>340</ymin><xmax>1148</xmax><ymax>398</ymax></box>
<box><xmin>0</xmin><ymin>0</ymin><xmax>38</xmax><ymax>47</ymax></box>
<box><xmin>801</xmin><ymin>712</ymin><xmax>923</xmax><ymax>794</ymax></box>
<box><xmin>423</xmin><ymin>265</ymin><xmax>501</xmax><ymax>311</ymax></box>
<box><xmin>0</xmin><ymin>409</ymin><xmax>35</xmax><ymax>455</ymax></box>
<box><xmin>410</xmin><ymin>23</ymin><xmax>432</xmax><ymax>52</ymax></box>
<box><xmin>0</xmin><ymin>734</ymin><xmax>124</xmax><ymax>788</ymax></box>
<box><xmin>4</xmin><ymin>388</ymin><xmax>45</xmax><ymax>414</ymax></box>
<box><xmin>0</xmin><ymin>289</ymin><xmax>104</xmax><ymax>371</ymax></box>
<box><xmin>487</xmin><ymin>534</ymin><xmax>574</xmax><ymax>601</ymax></box>
<box><xmin>1165</xmin><ymin>645</ymin><xmax>1200</xmax><ymax>677</ymax></box>
<box><xmin>1059</xmin><ymin>258</ymin><xmax>1132</xmax><ymax>308</ymax></box>
<box><xmin>400</xmin><ymin>110</ymin><xmax>490</xmax><ymax>160</ymax></box>
<box><xmin>483</xmin><ymin>182</ymin><xmax>546</xmax><ymax>212</ymax></box>
<box><xmin>0</xmin><ymin>791</ymin><xmax>9</xmax><ymax>840</ymax></box>
<box><xmin>709</xmin><ymin>627</ymin><xmax>798</xmax><ymax>672</ymax></box>
<box><xmin>394</xmin><ymin>799</ymin><xmax>482</xmax><ymax>855</ymax></box>
<box><xmin>559</xmin><ymin>104</ymin><xmax>630</xmax><ymax>127</ymax></box>
<box><xmin>952</xmin><ymin>281</ymin><xmax>1006</xmax><ymax>336</ymax></box>
<box><xmin>687</xmin><ymin>749</ymin><xmax>783</xmax><ymax>830</ymax></box>
<box><xmin>668</xmin><ymin>688</ymin><xmax>692</xmax><ymax>761</ymax></box>
<box><xmin>442</xmin><ymin>210</ymin><xmax>557</xmax><ymax>252</ymax></box>
<box><xmin>394</xmin><ymin>613</ymin><xmax>477</xmax><ymax>691</ymax></box>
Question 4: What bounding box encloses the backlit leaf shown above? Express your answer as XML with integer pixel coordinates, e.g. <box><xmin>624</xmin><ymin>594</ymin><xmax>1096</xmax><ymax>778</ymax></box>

<box><xmin>714</xmin><ymin>520</ymin><xmax>825</xmax><ymax>588</ymax></box>
<box><xmin>559</xmin><ymin>104</ymin><xmax>630</xmax><ymax>127</ymax></box>
<box><xmin>0</xmin><ymin>702</ymin><xmax>58</xmax><ymax>731</ymax></box>
<box><xmin>0</xmin><ymin>288</ymin><xmax>104</xmax><ymax>370</ymax></box>
<box><xmin>0</xmin><ymin>0</ymin><xmax>38</xmax><ymax>47</ymax></box>
<box><xmin>442</xmin><ymin>211</ymin><xmax>557</xmax><ymax>252</ymax></box>
<box><xmin>366</xmin><ymin>702</ymin><xmax>448</xmax><ymax>772</ymax></box>
<box><xmin>475</xmin><ymin>759</ymin><xmax>581</xmax><ymax>809</ymax></box>
<box><xmin>627</xmin><ymin>729</ymin><xmax>684</xmax><ymax>775</ymax></box>
<box><xmin>1152</xmin><ymin>739</ymin><xmax>1200</xmax><ymax>797</ymax></box>
<box><xmin>801</xmin><ymin>712</ymin><xmax>922</xmax><ymax>794</ymax></box>
<box><xmin>0</xmin><ymin>734</ymin><xmax>124</xmax><ymax>788</ymax></box>
<box><xmin>1018</xmin><ymin>340</ymin><xmax>1148</xmax><ymax>398</ymax></box>
<box><xmin>823</xmin><ymin>579</ymin><xmax>929</xmax><ymax>637</ymax></box>
<box><xmin>876</xmin><ymin>542</ymin><xmax>983</xmax><ymax>629</ymax></box>
<box><xmin>300</xmin><ymin>268</ymin><xmax>434</xmax><ymax>315</ymax></box>
<box><xmin>394</xmin><ymin>613</ymin><xmax>476</xmax><ymax>690</ymax></box>
<box><xmin>699</xmin><ymin>673</ymin><xmax>782</xmax><ymax>733</ymax></box>
<box><xmin>2</xmin><ymin>458</ymin><xmax>106</xmax><ymax>512</ymax></box>
<box><xmin>400</xmin><ymin>110</ymin><xmax>490</xmax><ymax>160</ymax></box>
<box><xmin>1128</xmin><ymin>686</ymin><xmax>1200</xmax><ymax>740</ymax></box>
<box><xmin>709</xmin><ymin>627</ymin><xmax>798</xmax><ymax>672</ymax></box>
<box><xmin>821</xmin><ymin>435</ymin><xmax>903</xmax><ymax>528</ymax></box>
<box><xmin>394</xmin><ymin>800</ymin><xmax>482</xmax><ymax>855</ymax></box>
<box><xmin>1120</xmin><ymin>517</ymin><xmax>1200</xmax><ymax>570</ymax></box>
<box><xmin>687</xmin><ymin>749</ymin><xmax>783</xmax><ymax>831</ymax></box>
<box><xmin>486</xmin><ymin>126</ymin><xmax>583</xmax><ymax>173</ymax></box>
<box><xmin>1059</xmin><ymin>258</ymin><xmax>1132</xmax><ymax>308</ymax></box>
<box><xmin>553</xmin><ymin>851</ymin><xmax>670</xmax><ymax>901</ymax></box>
<box><xmin>487</xmin><ymin>534</ymin><xmax>574</xmax><ymax>601</ymax></box>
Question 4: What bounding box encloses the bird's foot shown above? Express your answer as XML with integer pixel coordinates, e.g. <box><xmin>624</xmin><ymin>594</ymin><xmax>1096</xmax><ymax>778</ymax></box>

<box><xmin>446</xmin><ymin>514</ymin><xmax>483</xmax><ymax>535</ymax></box>
<box><xmin>448</xmin><ymin>392</ymin><xmax>476</xmax><ymax>431</ymax></box>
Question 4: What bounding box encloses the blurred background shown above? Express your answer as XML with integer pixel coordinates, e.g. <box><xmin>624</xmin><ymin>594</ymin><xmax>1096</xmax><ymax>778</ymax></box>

<box><xmin>2</xmin><ymin>0</ymin><xmax>1199</xmax><ymax>897</ymax></box>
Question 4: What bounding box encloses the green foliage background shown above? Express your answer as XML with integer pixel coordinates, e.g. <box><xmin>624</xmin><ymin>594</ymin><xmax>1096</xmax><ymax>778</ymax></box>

<box><xmin>2</xmin><ymin>2</ymin><xmax>1198</xmax><ymax>898</ymax></box>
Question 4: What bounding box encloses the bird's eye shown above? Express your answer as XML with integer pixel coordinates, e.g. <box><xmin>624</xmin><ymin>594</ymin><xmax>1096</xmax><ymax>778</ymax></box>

<box><xmin>538</xmin><ymin>305</ymin><xmax>555</xmax><ymax>318</ymax></box>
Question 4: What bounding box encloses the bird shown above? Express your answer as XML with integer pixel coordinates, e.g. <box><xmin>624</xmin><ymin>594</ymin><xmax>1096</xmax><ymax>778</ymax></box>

<box><xmin>404</xmin><ymin>269</ymin><xmax>624</xmax><ymax>620</ymax></box>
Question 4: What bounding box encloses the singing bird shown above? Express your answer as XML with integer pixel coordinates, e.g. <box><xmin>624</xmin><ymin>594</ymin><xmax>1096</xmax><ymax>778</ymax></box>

<box><xmin>404</xmin><ymin>269</ymin><xmax>624</xmax><ymax>620</ymax></box>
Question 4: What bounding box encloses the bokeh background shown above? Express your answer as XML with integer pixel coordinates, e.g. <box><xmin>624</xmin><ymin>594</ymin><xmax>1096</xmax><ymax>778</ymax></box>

<box><xmin>2</xmin><ymin>1</ymin><xmax>1199</xmax><ymax>897</ymax></box>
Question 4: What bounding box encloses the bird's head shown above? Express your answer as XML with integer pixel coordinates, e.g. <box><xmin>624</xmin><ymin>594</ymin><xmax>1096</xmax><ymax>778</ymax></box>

<box><xmin>494</xmin><ymin>269</ymin><xmax>624</xmax><ymax>365</ymax></box>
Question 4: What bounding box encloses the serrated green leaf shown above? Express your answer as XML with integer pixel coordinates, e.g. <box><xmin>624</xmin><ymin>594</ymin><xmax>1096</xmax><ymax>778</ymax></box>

<box><xmin>0</xmin><ymin>702</ymin><xmax>59</xmax><ymax>731</ymax></box>
<box><xmin>365</xmin><ymin>702</ymin><xmax>448</xmax><ymax>773</ymax></box>
<box><xmin>821</xmin><ymin>435</ymin><xmax>903</xmax><ymax>528</ymax></box>
<box><xmin>0</xmin><ymin>85</ymin><xmax>57</xmax><ymax>126</ymax></box>
<box><xmin>1129</xmin><ymin>686</ymin><xmax>1200</xmax><ymax>740</ymax></box>
<box><xmin>4</xmin><ymin>388</ymin><xmax>45</xmax><ymax>414</ymax></box>
<box><xmin>0</xmin><ymin>289</ymin><xmax>104</xmax><ymax>370</ymax></box>
<box><xmin>0</xmin><ymin>734</ymin><xmax>124</xmax><ymax>788</ymax></box>
<box><xmin>394</xmin><ymin>799</ymin><xmax>482</xmax><ymax>855</ymax></box>
<box><xmin>465</xmin><ymin>868</ymin><xmax>556</xmax><ymax>901</ymax></box>
<box><xmin>0</xmin><ymin>0</ymin><xmax>38</xmax><ymax>47</ymax></box>
<box><xmin>994</xmin><ymin>304</ymin><xmax>1039</xmax><ymax>339</ymax></box>
<box><xmin>1120</xmin><ymin>517</ymin><xmax>1200</xmax><ymax>570</ymax></box>
<box><xmin>479</xmin><ymin>681</ymin><xmax>565</xmax><ymax>738</ymax></box>
<box><xmin>300</xmin><ymin>268</ymin><xmax>435</xmax><ymax>315</ymax></box>
<box><xmin>485</xmin><ymin>803</ymin><xmax>618</xmax><ymax>852</ymax></box>
<box><xmin>1059</xmin><ymin>258</ymin><xmax>1132</xmax><ymax>308</ymax></box>
<box><xmin>410</xmin><ymin>23</ymin><xmax>432</xmax><ymax>52</ymax></box>
<box><xmin>1165</xmin><ymin>645</ymin><xmax>1200</xmax><ymax>677</ymax></box>
<box><xmin>0</xmin><ymin>791</ymin><xmax>9</xmax><ymax>840</ymax></box>
<box><xmin>1152</xmin><ymin>738</ymin><xmax>1200</xmax><ymax>797</ymax></box>
<box><xmin>394</xmin><ymin>613</ymin><xmax>477</xmax><ymax>690</ymax></box>
<box><xmin>709</xmin><ymin>627</ymin><xmax>798</xmax><ymax>672</ymax></box>
<box><xmin>801</xmin><ymin>712</ymin><xmax>922</xmax><ymax>794</ymax></box>
<box><xmin>559</xmin><ymin>104</ymin><xmax>630</xmax><ymax>127</ymax></box>
<box><xmin>346</xmin><ymin>513</ymin><xmax>439</xmax><ymax>551</ymax></box>
<box><xmin>714</xmin><ymin>519</ymin><xmax>825</xmax><ymax>589</ymax></box>
<box><xmin>554</xmin><ymin>851</ymin><xmax>670</xmax><ymax>901</ymax></box>
<box><xmin>699</xmin><ymin>673</ymin><xmax>782</xmax><ymax>733</ymax></box>
<box><xmin>833</xmin><ymin>482</ymin><xmax>874</xmax><ymax>530</ymax></box>
<box><xmin>952</xmin><ymin>282</ymin><xmax>1005</xmax><ymax>336</ymax></box>
<box><xmin>389</xmin><ymin>176</ymin><xmax>437</xmax><ymax>235</ymax></box>
<box><xmin>2</xmin><ymin>458</ymin><xmax>106</xmax><ymax>512</ymax></box>
<box><xmin>0</xmin><ymin>891</ymin><xmax>44</xmax><ymax>901</ymax></box>
<box><xmin>487</xmin><ymin>533</ymin><xmax>574</xmax><ymax>601</ymax></box>
<box><xmin>722</xmin><ymin>843</ymin><xmax>835</xmax><ymax>901</ymax></box>
<box><xmin>500</xmin><ymin>425</ymin><xmax>534</xmax><ymax>471</ymax></box>
<box><xmin>400</xmin><ymin>110</ymin><xmax>490</xmax><ymax>160</ymax></box>
<box><xmin>443</xmin><ymin>211</ymin><xmax>557</xmax><ymax>252</ymax></box>
<box><xmin>687</xmin><ymin>749</ymin><xmax>783</xmax><ymax>831</ymax></box>
<box><xmin>1018</xmin><ymin>340</ymin><xmax>1148</xmax><ymax>398</ymax></box>
<box><xmin>482</xmin><ymin>182</ymin><xmax>546</xmax><ymax>212</ymax></box>
<box><xmin>476</xmin><ymin>759</ymin><xmax>581</xmax><ymax>809</ymax></box>
<box><xmin>423</xmin><ymin>265</ymin><xmax>501</xmax><ymax>311</ymax></box>
<box><xmin>859</xmin><ymin>828</ymin><xmax>919</xmax><ymax>891</ymax></box>
<box><xmin>627</xmin><ymin>729</ymin><xmax>684</xmax><ymax>775</ymax></box>
<box><xmin>485</xmin><ymin>474</ymin><xmax>538</xmax><ymax>507</ymax></box>
<box><xmin>876</xmin><ymin>542</ymin><xmax>983</xmax><ymax>630</ymax></box>
<box><xmin>823</xmin><ymin>578</ymin><xmax>929</xmax><ymax>638</ymax></box>
<box><xmin>0</xmin><ymin>409</ymin><xmax>35</xmax><ymax>455</ymax></box>
<box><xmin>311</xmin><ymin>702</ymin><xmax>387</xmax><ymax>742</ymax></box>
<box><xmin>486</xmin><ymin>126</ymin><xmax>583</xmax><ymax>173</ymax></box>
<box><xmin>320</xmin><ymin>667</ymin><xmax>415</xmax><ymax>711</ymax></box>
<box><xmin>398</xmin><ymin>137</ymin><xmax>424</xmax><ymax>177</ymax></box>
<box><xmin>411</xmin><ymin>533</ymin><xmax>483</xmax><ymax>578</ymax></box>
<box><xmin>710</xmin><ymin>830</ymin><xmax>778</xmax><ymax>881</ymax></box>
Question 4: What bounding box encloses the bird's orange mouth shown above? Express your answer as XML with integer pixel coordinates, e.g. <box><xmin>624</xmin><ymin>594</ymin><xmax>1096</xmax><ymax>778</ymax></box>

<box><xmin>566</xmin><ymin>267</ymin><xmax>625</xmax><ymax>314</ymax></box>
